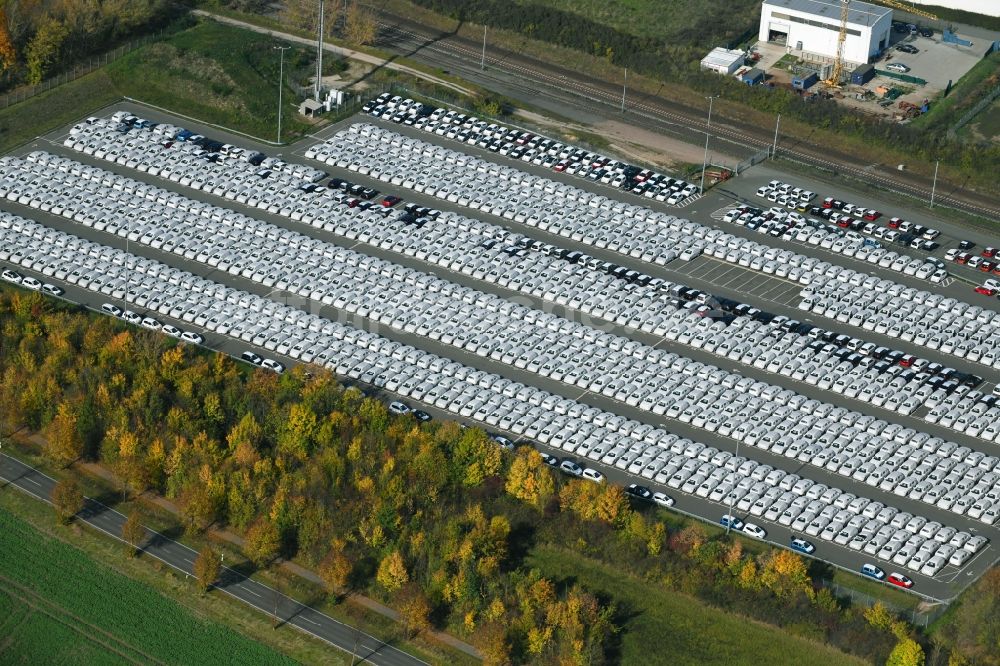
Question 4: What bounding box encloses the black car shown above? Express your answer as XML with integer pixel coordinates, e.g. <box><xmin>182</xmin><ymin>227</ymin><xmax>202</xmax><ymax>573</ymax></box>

<box><xmin>412</xmin><ymin>410</ymin><xmax>431</xmax><ymax>422</ymax></box>
<box><xmin>625</xmin><ymin>484</ymin><xmax>653</xmax><ymax>500</ymax></box>
<box><xmin>959</xmin><ymin>240</ymin><xmax>976</xmax><ymax>250</ymax></box>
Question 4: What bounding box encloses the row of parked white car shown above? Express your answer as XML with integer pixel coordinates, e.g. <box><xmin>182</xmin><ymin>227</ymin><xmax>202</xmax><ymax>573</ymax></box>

<box><xmin>800</xmin><ymin>274</ymin><xmax>1000</xmax><ymax>370</ymax></box>
<box><xmin>722</xmin><ymin>205</ymin><xmax>946</xmax><ymax>283</ymax></box>
<box><xmin>1</xmin><ymin>209</ymin><xmax>986</xmax><ymax>577</ymax></box>
<box><xmin>41</xmin><ymin>111</ymin><xmax>1000</xmax><ymax>572</ymax></box>
<box><xmin>364</xmin><ymin>93</ymin><xmax>700</xmax><ymax>204</ymax></box>
<box><xmin>5</xmin><ymin>151</ymin><xmax>983</xmax><ymax>439</ymax></box>
<box><xmin>6</xmin><ymin>150</ymin><xmax>1000</xmax><ymax>530</ymax></box>
<box><xmin>308</xmin><ymin>121</ymin><xmax>950</xmax><ymax>296</ymax></box>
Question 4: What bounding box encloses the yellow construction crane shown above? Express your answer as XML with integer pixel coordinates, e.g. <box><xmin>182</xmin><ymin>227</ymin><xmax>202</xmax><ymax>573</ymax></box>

<box><xmin>876</xmin><ymin>0</ymin><xmax>937</xmax><ymax>21</ymax></box>
<box><xmin>825</xmin><ymin>0</ymin><xmax>850</xmax><ymax>87</ymax></box>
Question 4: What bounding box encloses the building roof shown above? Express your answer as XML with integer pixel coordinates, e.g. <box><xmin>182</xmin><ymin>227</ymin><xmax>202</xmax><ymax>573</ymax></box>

<box><xmin>763</xmin><ymin>0</ymin><xmax>892</xmax><ymax>27</ymax></box>
<box><xmin>701</xmin><ymin>47</ymin><xmax>745</xmax><ymax>68</ymax></box>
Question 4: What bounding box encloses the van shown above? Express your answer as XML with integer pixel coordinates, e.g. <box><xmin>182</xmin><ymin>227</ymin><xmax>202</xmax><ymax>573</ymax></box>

<box><xmin>861</xmin><ymin>563</ymin><xmax>885</xmax><ymax>579</ymax></box>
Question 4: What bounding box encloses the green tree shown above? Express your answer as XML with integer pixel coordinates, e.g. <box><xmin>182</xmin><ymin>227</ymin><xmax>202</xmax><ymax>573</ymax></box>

<box><xmin>193</xmin><ymin>546</ymin><xmax>222</xmax><ymax>594</ymax></box>
<box><xmin>505</xmin><ymin>448</ymin><xmax>554</xmax><ymax>508</ymax></box>
<box><xmin>25</xmin><ymin>17</ymin><xmax>69</xmax><ymax>84</ymax></box>
<box><xmin>886</xmin><ymin>638</ymin><xmax>925</xmax><ymax>666</ymax></box>
<box><xmin>45</xmin><ymin>400</ymin><xmax>82</xmax><ymax>467</ymax></box>
<box><xmin>244</xmin><ymin>518</ymin><xmax>281</xmax><ymax>568</ymax></box>
<box><xmin>396</xmin><ymin>583</ymin><xmax>432</xmax><ymax>637</ymax></box>
<box><xmin>376</xmin><ymin>550</ymin><xmax>408</xmax><ymax>592</ymax></box>
<box><xmin>51</xmin><ymin>478</ymin><xmax>84</xmax><ymax>524</ymax></box>
<box><xmin>121</xmin><ymin>511</ymin><xmax>145</xmax><ymax>557</ymax></box>
<box><xmin>343</xmin><ymin>0</ymin><xmax>377</xmax><ymax>45</ymax></box>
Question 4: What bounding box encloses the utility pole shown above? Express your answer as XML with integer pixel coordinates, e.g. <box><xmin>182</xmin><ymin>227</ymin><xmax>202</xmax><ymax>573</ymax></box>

<box><xmin>621</xmin><ymin>67</ymin><xmax>627</xmax><ymax>113</ymax></box>
<box><xmin>930</xmin><ymin>159</ymin><xmax>939</xmax><ymax>208</ymax></box>
<box><xmin>772</xmin><ymin>113</ymin><xmax>781</xmax><ymax>157</ymax></box>
<box><xmin>315</xmin><ymin>0</ymin><xmax>325</xmax><ymax>101</ymax></box>
<box><xmin>726</xmin><ymin>436</ymin><xmax>740</xmax><ymax>535</ymax></box>
<box><xmin>274</xmin><ymin>45</ymin><xmax>290</xmax><ymax>144</ymax></box>
<box><xmin>700</xmin><ymin>95</ymin><xmax>717</xmax><ymax>195</ymax></box>
<box><xmin>481</xmin><ymin>24</ymin><xmax>486</xmax><ymax>70</ymax></box>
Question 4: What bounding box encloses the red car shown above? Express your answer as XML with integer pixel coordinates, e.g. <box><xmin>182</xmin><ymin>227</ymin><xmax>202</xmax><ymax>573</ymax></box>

<box><xmin>981</xmin><ymin>260</ymin><xmax>996</xmax><ymax>272</ymax></box>
<box><xmin>553</xmin><ymin>162</ymin><xmax>568</xmax><ymax>172</ymax></box>
<box><xmin>836</xmin><ymin>218</ymin><xmax>851</xmax><ymax>228</ymax></box>
<box><xmin>862</xmin><ymin>210</ymin><xmax>882</xmax><ymax>221</ymax></box>
<box><xmin>887</xmin><ymin>217</ymin><xmax>902</xmax><ymax>229</ymax></box>
<box><xmin>983</xmin><ymin>247</ymin><xmax>997</xmax><ymax>258</ymax></box>
<box><xmin>887</xmin><ymin>572</ymin><xmax>913</xmax><ymax>589</ymax></box>
<box><xmin>974</xmin><ymin>286</ymin><xmax>995</xmax><ymax>296</ymax></box>
<box><xmin>899</xmin><ymin>354</ymin><xmax>916</xmax><ymax>367</ymax></box>
<box><xmin>822</xmin><ymin>196</ymin><xmax>836</xmax><ymax>208</ymax></box>
<box><xmin>381</xmin><ymin>195</ymin><xmax>401</xmax><ymax>207</ymax></box>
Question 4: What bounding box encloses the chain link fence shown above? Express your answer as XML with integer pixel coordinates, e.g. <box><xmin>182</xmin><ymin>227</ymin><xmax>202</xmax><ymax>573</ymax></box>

<box><xmin>820</xmin><ymin>579</ymin><xmax>948</xmax><ymax>629</ymax></box>
<box><xmin>0</xmin><ymin>31</ymin><xmax>169</xmax><ymax>110</ymax></box>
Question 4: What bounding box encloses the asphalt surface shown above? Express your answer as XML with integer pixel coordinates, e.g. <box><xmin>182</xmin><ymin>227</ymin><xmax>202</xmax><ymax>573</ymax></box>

<box><xmin>5</xmin><ymin>102</ymin><xmax>999</xmax><ymax>601</ymax></box>
<box><xmin>361</xmin><ymin>7</ymin><xmax>1000</xmax><ymax>220</ymax></box>
<box><xmin>0</xmin><ymin>452</ymin><xmax>427</xmax><ymax>666</ymax></box>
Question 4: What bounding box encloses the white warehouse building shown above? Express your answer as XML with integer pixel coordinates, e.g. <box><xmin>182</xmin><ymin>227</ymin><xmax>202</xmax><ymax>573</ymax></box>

<box><xmin>759</xmin><ymin>0</ymin><xmax>893</xmax><ymax>67</ymax></box>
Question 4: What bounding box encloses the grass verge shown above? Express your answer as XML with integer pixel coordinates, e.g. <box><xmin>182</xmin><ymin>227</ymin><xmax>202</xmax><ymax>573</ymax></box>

<box><xmin>528</xmin><ymin>544</ymin><xmax>866</xmax><ymax>666</ymax></box>
<box><xmin>0</xmin><ymin>70</ymin><xmax>120</xmax><ymax>154</ymax></box>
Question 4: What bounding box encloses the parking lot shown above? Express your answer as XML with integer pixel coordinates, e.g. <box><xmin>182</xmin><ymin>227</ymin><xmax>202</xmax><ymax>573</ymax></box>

<box><xmin>2</xmin><ymin>96</ymin><xmax>999</xmax><ymax>603</ymax></box>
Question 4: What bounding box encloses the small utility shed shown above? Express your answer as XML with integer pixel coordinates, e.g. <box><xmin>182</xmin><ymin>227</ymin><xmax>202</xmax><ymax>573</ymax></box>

<box><xmin>701</xmin><ymin>47</ymin><xmax>746</xmax><ymax>75</ymax></box>
<box><xmin>298</xmin><ymin>99</ymin><xmax>325</xmax><ymax>117</ymax></box>
<box><xmin>741</xmin><ymin>68</ymin><xmax>766</xmax><ymax>85</ymax></box>
<box><xmin>851</xmin><ymin>63</ymin><xmax>876</xmax><ymax>85</ymax></box>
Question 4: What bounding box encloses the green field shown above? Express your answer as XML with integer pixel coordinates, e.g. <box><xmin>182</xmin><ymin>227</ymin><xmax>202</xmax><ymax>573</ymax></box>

<box><xmin>106</xmin><ymin>20</ymin><xmax>315</xmax><ymax>142</ymax></box>
<box><xmin>528</xmin><ymin>545</ymin><xmax>865</xmax><ymax>666</ymax></box>
<box><xmin>0</xmin><ymin>506</ymin><xmax>297</xmax><ymax>666</ymax></box>
<box><xmin>0</xmin><ymin>18</ymin><xmax>320</xmax><ymax>156</ymax></box>
<box><xmin>517</xmin><ymin>0</ymin><xmax>761</xmax><ymax>44</ymax></box>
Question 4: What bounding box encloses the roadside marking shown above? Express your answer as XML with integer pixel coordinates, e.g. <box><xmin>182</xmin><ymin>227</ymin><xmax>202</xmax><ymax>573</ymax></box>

<box><xmin>26</xmin><ymin>477</ymin><xmax>41</xmax><ymax>487</ymax></box>
<box><xmin>246</xmin><ymin>587</ymin><xmax>264</xmax><ymax>599</ymax></box>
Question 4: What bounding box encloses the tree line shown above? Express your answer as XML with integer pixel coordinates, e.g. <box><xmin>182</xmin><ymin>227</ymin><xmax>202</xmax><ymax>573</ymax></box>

<box><xmin>0</xmin><ymin>0</ymin><xmax>178</xmax><ymax>87</ymax></box>
<box><xmin>4</xmin><ymin>288</ymin><xmax>972</xmax><ymax>665</ymax></box>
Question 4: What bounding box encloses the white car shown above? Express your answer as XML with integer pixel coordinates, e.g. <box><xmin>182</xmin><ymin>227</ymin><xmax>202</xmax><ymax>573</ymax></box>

<box><xmin>885</xmin><ymin>62</ymin><xmax>911</xmax><ymax>73</ymax></box>
<box><xmin>162</xmin><ymin>324</ymin><xmax>183</xmax><ymax>338</ymax></box>
<box><xmin>582</xmin><ymin>467</ymin><xmax>605</xmax><ymax>483</ymax></box>
<box><xmin>261</xmin><ymin>358</ymin><xmax>285</xmax><ymax>373</ymax></box>
<box><xmin>388</xmin><ymin>401</ymin><xmax>410</xmax><ymax>415</ymax></box>
<box><xmin>560</xmin><ymin>460</ymin><xmax>583</xmax><ymax>477</ymax></box>
<box><xmin>743</xmin><ymin>523</ymin><xmax>767</xmax><ymax>539</ymax></box>
<box><xmin>180</xmin><ymin>330</ymin><xmax>204</xmax><ymax>344</ymax></box>
<box><xmin>652</xmin><ymin>491</ymin><xmax>674</xmax><ymax>508</ymax></box>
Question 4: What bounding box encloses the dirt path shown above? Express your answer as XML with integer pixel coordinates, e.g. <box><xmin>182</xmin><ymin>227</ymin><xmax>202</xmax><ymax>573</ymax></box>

<box><xmin>193</xmin><ymin>10</ymin><xmax>476</xmax><ymax>98</ymax></box>
<box><xmin>515</xmin><ymin>109</ymin><xmax>738</xmax><ymax>170</ymax></box>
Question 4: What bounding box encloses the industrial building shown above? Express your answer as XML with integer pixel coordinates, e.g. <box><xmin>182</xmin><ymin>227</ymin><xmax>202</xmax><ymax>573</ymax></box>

<box><xmin>700</xmin><ymin>47</ymin><xmax>747</xmax><ymax>75</ymax></box>
<box><xmin>759</xmin><ymin>0</ymin><xmax>894</xmax><ymax>67</ymax></box>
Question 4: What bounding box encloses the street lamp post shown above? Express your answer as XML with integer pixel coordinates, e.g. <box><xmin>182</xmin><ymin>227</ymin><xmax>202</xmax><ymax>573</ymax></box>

<box><xmin>274</xmin><ymin>45</ymin><xmax>291</xmax><ymax>144</ymax></box>
<box><xmin>726</xmin><ymin>436</ymin><xmax>740</xmax><ymax>535</ymax></box>
<box><xmin>699</xmin><ymin>95</ymin><xmax>717</xmax><ymax>195</ymax></box>
<box><xmin>772</xmin><ymin>113</ymin><xmax>781</xmax><ymax>157</ymax></box>
<box><xmin>930</xmin><ymin>159</ymin><xmax>939</xmax><ymax>209</ymax></box>
<box><xmin>621</xmin><ymin>67</ymin><xmax>627</xmax><ymax>113</ymax></box>
<box><xmin>481</xmin><ymin>25</ymin><xmax>487</xmax><ymax>70</ymax></box>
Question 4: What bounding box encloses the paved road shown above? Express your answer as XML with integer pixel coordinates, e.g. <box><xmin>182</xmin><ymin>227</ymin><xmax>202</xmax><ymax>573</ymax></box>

<box><xmin>0</xmin><ymin>453</ymin><xmax>427</xmax><ymax>666</ymax></box>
